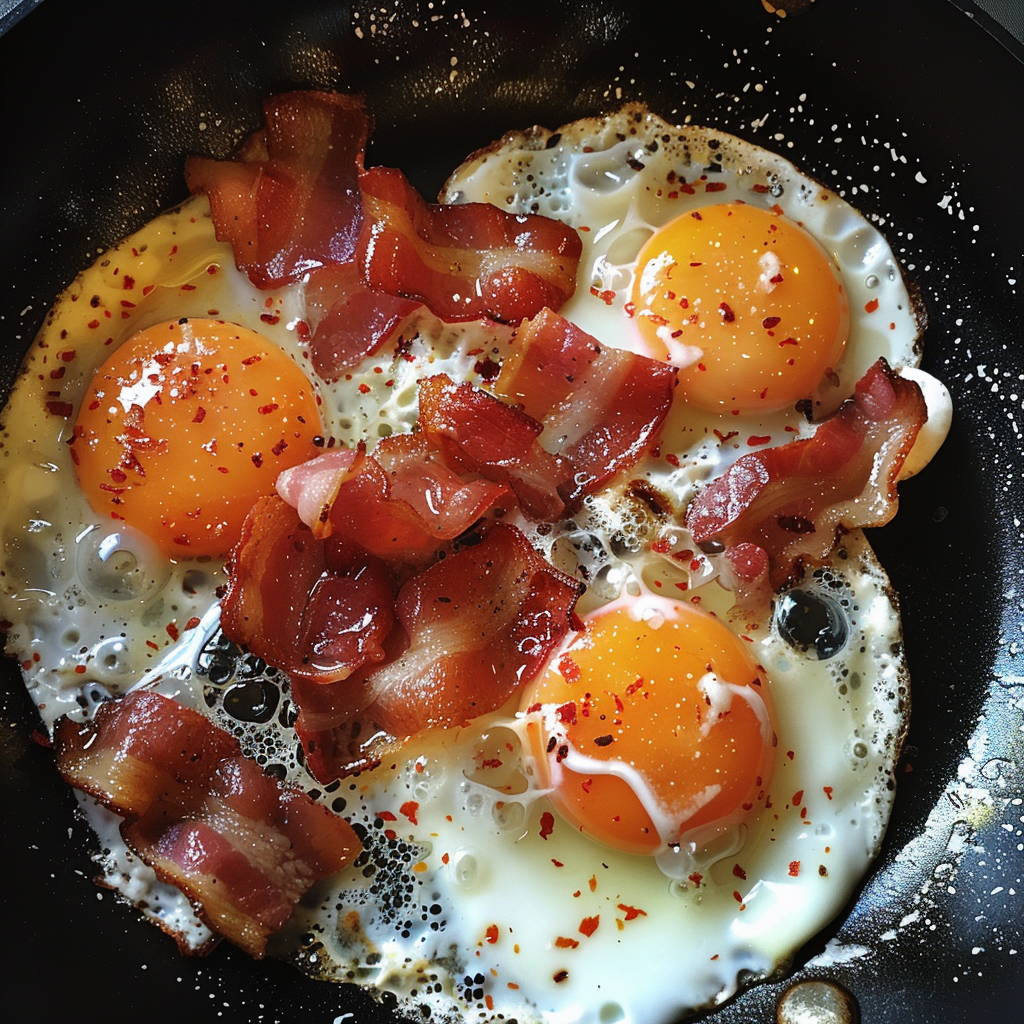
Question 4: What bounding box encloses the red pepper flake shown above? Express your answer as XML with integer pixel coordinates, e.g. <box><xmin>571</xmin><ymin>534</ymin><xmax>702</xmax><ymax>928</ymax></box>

<box><xmin>45</xmin><ymin>401</ymin><xmax>74</xmax><ymax>418</ymax></box>
<box><xmin>479</xmin><ymin>757</ymin><xmax>502</xmax><ymax>769</ymax></box>
<box><xmin>539</xmin><ymin>811</ymin><xmax>555</xmax><ymax>840</ymax></box>
<box><xmin>441</xmin><ymin>852</ymin><xmax>450</xmax><ymax>864</ymax></box>
<box><xmin>59</xmin><ymin>349</ymin><xmax>76</xmax><ymax>362</ymax></box>
<box><xmin>555</xmin><ymin>701</ymin><xmax>578</xmax><ymax>726</ymax></box>
<box><xmin>74</xmin><ymin>664</ymin><xmax>87</xmax><ymax>674</ymax></box>
<box><xmin>184</xmin><ymin>616</ymin><xmax>201</xmax><ymax>630</ymax></box>
<box><xmin>864</xmin><ymin>298</ymin><xmax>880</xmax><ymax>313</ymax></box>
<box><xmin>192</xmin><ymin>406</ymin><xmax>207</xmax><ymax>424</ymax></box>
<box><xmin>377</xmin><ymin>810</ymin><xmax>397</xmax><ymax>822</ymax></box>
<box><xmin>589</xmin><ymin>875</ymin><xmax>597</xmax><ymax>892</ymax></box>
<box><xmin>251</xmin><ymin>453</ymin><xmax>263</xmax><ymax>468</ymax></box>
<box><xmin>624</xmin><ymin>676</ymin><xmax>645</xmax><ymax>696</ymax></box>
<box><xmin>180</xmin><ymin>283</ymin><xmax>196</xmax><ymax>292</ymax></box>
<box><xmin>552</xmin><ymin>935</ymin><xmax>580</xmax><ymax>951</ymax></box>
<box><xmin>553</xmin><ymin>970</ymin><xmax>569</xmax><ymax>984</ymax></box>
<box><xmin>792</xmin><ymin>789</ymin><xmax>804</xmax><ymax>805</ymax></box>
<box><xmin>788</xmin><ymin>861</ymin><xmax>801</xmax><ymax>877</ymax></box>
<box><xmin>146</xmin><ymin>640</ymin><xmax>159</xmax><ymax>650</ymax></box>
<box><xmin>823</xmin><ymin>785</ymin><xmax>834</xmax><ymax>801</ymax></box>
<box><xmin>753</xmin><ymin>183</ymin><xmax>769</xmax><ymax>193</ymax></box>
<box><xmin>474</xmin><ymin>356</ymin><xmax>501</xmax><ymax>379</ymax></box>
<box><xmin>271</xmin><ymin>440</ymin><xmax>288</xmax><ymax>456</ymax></box>
<box><xmin>762</xmin><ymin>316</ymin><xmax>781</xmax><ymax>330</ymax></box>
<box><xmin>484</xmin><ymin>924</ymin><xmax>499</xmax><ymax>945</ymax></box>
<box><xmin>705</xmin><ymin>181</ymin><xmax>727</xmax><ymax>192</ymax></box>
<box><xmin>166</xmin><ymin>622</ymin><xmax>180</xmax><ymax>641</ymax></box>
<box><xmin>617</xmin><ymin>903</ymin><xmax>646</xmax><ymax>921</ymax></box>
<box><xmin>747</xmin><ymin>434</ymin><xmax>771</xmax><ymax>446</ymax></box>
<box><xmin>358</xmin><ymin>383</ymin><xmax>371</xmax><ymax>394</ymax></box>
<box><xmin>665</xmin><ymin>452</ymin><xmax>680</xmax><ymax>467</ymax></box>
<box><xmin>259</xmin><ymin>313</ymin><xmax>281</xmax><ymax>326</ymax></box>
<box><xmin>713</xmin><ymin>429</ymin><xmax>739</xmax><ymax>444</ymax></box>
<box><xmin>786</xmin><ymin>750</ymin><xmax>795</xmax><ymax>760</ymax></box>
<box><xmin>732</xmin><ymin>891</ymin><xmax>746</xmax><ymax>908</ymax></box>
<box><xmin>589</xmin><ymin>285</ymin><xmax>616</xmax><ymax>306</ymax></box>
<box><xmin>485</xmin><ymin>996</ymin><xmax>494</xmax><ymax>1012</ymax></box>
<box><xmin>732</xmin><ymin>863</ymin><xmax>747</xmax><ymax>880</ymax></box>
<box><xmin>551</xmin><ymin>859</ymin><xmax>563</xmax><ymax>867</ymax></box>
<box><xmin>257</xmin><ymin>403</ymin><xmax>279</xmax><ymax>415</ymax></box>
<box><xmin>49</xmin><ymin>367</ymin><xmax>66</xmax><ymax>380</ymax></box>
<box><xmin>579</xmin><ymin>915</ymin><xmax>600</xmax><ymax>937</ymax></box>
<box><xmin>718</xmin><ymin>301</ymin><xmax>735</xmax><ymax>322</ymax></box>
<box><xmin>400</xmin><ymin>800</ymin><xmax>419</xmax><ymax>825</ymax></box>
<box><xmin>559</xmin><ymin>655</ymin><xmax>581</xmax><ymax>684</ymax></box>
<box><xmin>122</xmin><ymin>275</ymin><xmax>135</xmax><ymax>290</ymax></box>
<box><xmin>688</xmin><ymin>872</ymin><xmax>703</xmax><ymax>887</ymax></box>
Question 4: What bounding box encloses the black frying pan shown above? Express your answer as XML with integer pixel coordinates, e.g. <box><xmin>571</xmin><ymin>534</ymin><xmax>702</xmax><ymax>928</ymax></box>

<box><xmin>2</xmin><ymin>2</ymin><xmax>1022</xmax><ymax>1022</ymax></box>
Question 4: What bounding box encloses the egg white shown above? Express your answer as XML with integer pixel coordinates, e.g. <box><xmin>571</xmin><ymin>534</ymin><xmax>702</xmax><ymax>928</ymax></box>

<box><xmin>0</xmin><ymin>105</ymin><xmax>938</xmax><ymax>1024</ymax></box>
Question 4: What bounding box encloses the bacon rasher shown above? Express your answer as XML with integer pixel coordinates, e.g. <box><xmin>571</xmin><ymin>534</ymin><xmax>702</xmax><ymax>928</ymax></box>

<box><xmin>494</xmin><ymin>307</ymin><xmax>679</xmax><ymax>498</ymax></box>
<box><xmin>291</xmin><ymin>521</ymin><xmax>582</xmax><ymax>780</ymax></box>
<box><xmin>185</xmin><ymin>91</ymin><xmax>372</xmax><ymax>289</ymax></box>
<box><xmin>357</xmin><ymin>165</ymin><xmax>582</xmax><ymax>323</ymax></box>
<box><xmin>221</xmin><ymin>495</ymin><xmax>397</xmax><ymax>684</ymax></box>
<box><xmin>303</xmin><ymin>262</ymin><xmax>423</xmax><ymax>380</ymax></box>
<box><xmin>686</xmin><ymin>358</ymin><xmax>928</xmax><ymax>590</ymax></box>
<box><xmin>416</xmin><ymin>309</ymin><xmax>677</xmax><ymax>520</ymax></box>
<box><xmin>53</xmin><ymin>691</ymin><xmax>361</xmax><ymax>957</ymax></box>
<box><xmin>275</xmin><ymin>435</ymin><xmax>513</xmax><ymax>564</ymax></box>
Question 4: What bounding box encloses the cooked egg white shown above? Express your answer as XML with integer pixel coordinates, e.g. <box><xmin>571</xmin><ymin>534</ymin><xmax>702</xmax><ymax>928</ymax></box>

<box><xmin>0</xmin><ymin>104</ymin><xmax>949</xmax><ymax>1024</ymax></box>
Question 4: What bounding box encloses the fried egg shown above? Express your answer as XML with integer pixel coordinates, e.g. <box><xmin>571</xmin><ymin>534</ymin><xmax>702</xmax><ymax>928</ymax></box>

<box><xmin>0</xmin><ymin>104</ymin><xmax>951</xmax><ymax>1024</ymax></box>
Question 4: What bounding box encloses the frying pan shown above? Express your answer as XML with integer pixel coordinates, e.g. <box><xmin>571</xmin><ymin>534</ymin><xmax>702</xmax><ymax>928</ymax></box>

<box><xmin>1</xmin><ymin>1</ymin><xmax>1021</xmax><ymax>1021</ymax></box>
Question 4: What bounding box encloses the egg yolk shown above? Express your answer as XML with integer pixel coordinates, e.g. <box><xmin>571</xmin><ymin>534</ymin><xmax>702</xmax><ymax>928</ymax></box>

<box><xmin>73</xmin><ymin>318</ymin><xmax>323</xmax><ymax>559</ymax></box>
<box><xmin>522</xmin><ymin>601</ymin><xmax>776</xmax><ymax>856</ymax></box>
<box><xmin>629</xmin><ymin>201</ymin><xmax>849</xmax><ymax>414</ymax></box>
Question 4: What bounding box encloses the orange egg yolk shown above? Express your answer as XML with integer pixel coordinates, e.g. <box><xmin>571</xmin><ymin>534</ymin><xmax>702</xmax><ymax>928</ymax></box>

<box><xmin>73</xmin><ymin>318</ymin><xmax>323</xmax><ymax>559</ymax></box>
<box><xmin>629</xmin><ymin>201</ymin><xmax>849</xmax><ymax>414</ymax></box>
<box><xmin>522</xmin><ymin>601</ymin><xmax>776</xmax><ymax>856</ymax></box>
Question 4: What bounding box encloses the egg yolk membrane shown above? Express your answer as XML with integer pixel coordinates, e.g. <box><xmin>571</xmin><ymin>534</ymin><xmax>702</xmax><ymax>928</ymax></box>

<box><xmin>522</xmin><ymin>599</ymin><xmax>777</xmax><ymax>862</ymax></box>
<box><xmin>72</xmin><ymin>318</ymin><xmax>323</xmax><ymax>559</ymax></box>
<box><xmin>630</xmin><ymin>201</ymin><xmax>850</xmax><ymax>414</ymax></box>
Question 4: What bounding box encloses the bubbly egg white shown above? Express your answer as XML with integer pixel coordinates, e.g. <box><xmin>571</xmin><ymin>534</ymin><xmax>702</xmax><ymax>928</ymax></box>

<box><xmin>0</xmin><ymin>105</ymin><xmax>943</xmax><ymax>1024</ymax></box>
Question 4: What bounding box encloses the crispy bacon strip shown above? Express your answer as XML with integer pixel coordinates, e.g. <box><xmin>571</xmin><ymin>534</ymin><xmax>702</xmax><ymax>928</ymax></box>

<box><xmin>221</xmin><ymin>495</ymin><xmax>396</xmax><ymax>683</ymax></box>
<box><xmin>275</xmin><ymin>436</ymin><xmax>513</xmax><ymax>564</ymax></box>
<box><xmin>185</xmin><ymin>91</ymin><xmax>371</xmax><ymax>289</ymax></box>
<box><xmin>293</xmin><ymin>521</ymin><xmax>582</xmax><ymax>780</ymax></box>
<box><xmin>304</xmin><ymin>263</ymin><xmax>422</xmax><ymax>380</ymax></box>
<box><xmin>686</xmin><ymin>358</ymin><xmax>927</xmax><ymax>589</ymax></box>
<box><xmin>357</xmin><ymin>165</ymin><xmax>582</xmax><ymax>323</ymax></box>
<box><xmin>417</xmin><ymin>373</ymin><xmax>572</xmax><ymax>520</ymax></box>
<box><xmin>417</xmin><ymin>309</ymin><xmax>677</xmax><ymax>521</ymax></box>
<box><xmin>54</xmin><ymin>691</ymin><xmax>360</xmax><ymax>957</ymax></box>
<box><xmin>495</xmin><ymin>307</ymin><xmax>678</xmax><ymax>496</ymax></box>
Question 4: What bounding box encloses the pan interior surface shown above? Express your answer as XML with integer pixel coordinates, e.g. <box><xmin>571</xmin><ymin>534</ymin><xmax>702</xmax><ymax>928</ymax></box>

<box><xmin>0</xmin><ymin>2</ymin><xmax>1021</xmax><ymax>1023</ymax></box>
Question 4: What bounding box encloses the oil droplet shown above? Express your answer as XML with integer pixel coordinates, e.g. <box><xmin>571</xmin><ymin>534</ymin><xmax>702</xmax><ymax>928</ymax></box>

<box><xmin>777</xmin><ymin>979</ymin><xmax>859</xmax><ymax>1024</ymax></box>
